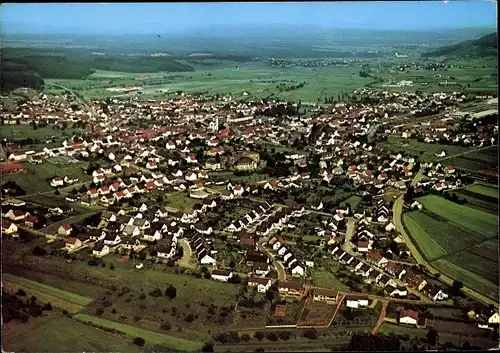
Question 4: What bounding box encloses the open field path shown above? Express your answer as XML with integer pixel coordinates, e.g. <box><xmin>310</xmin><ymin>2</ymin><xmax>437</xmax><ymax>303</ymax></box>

<box><xmin>393</xmin><ymin>169</ymin><xmax>499</xmax><ymax>307</ymax></box>
<box><xmin>371</xmin><ymin>300</ymin><xmax>388</xmax><ymax>335</ymax></box>
<box><xmin>437</xmin><ymin>144</ymin><xmax>498</xmax><ymax>162</ymax></box>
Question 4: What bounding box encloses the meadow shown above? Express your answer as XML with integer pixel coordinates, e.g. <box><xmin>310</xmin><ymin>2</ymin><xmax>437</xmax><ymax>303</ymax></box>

<box><xmin>452</xmin><ymin>183</ymin><xmax>498</xmax><ymax>214</ymax></box>
<box><xmin>445</xmin><ymin>145</ymin><xmax>498</xmax><ymax>172</ymax></box>
<box><xmin>403</xmin><ymin>193</ymin><xmax>499</xmax><ymax>299</ymax></box>
<box><xmin>74</xmin><ymin>314</ymin><xmax>203</xmax><ymax>351</ymax></box>
<box><xmin>382</xmin><ymin>136</ymin><xmax>471</xmax><ymax>161</ymax></box>
<box><xmin>2</xmin><ymin>314</ymin><xmax>144</xmax><ymax>353</ymax></box>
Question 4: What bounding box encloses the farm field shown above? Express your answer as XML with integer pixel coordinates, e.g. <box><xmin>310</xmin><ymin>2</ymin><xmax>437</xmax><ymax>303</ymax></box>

<box><xmin>2</xmin><ymin>314</ymin><xmax>143</xmax><ymax>353</ymax></box>
<box><xmin>452</xmin><ymin>183</ymin><xmax>498</xmax><ymax>214</ymax></box>
<box><xmin>74</xmin><ymin>314</ymin><xmax>203</xmax><ymax>351</ymax></box>
<box><xmin>378</xmin><ymin>323</ymin><xmax>497</xmax><ymax>349</ymax></box>
<box><xmin>3</xmin><ymin>273</ymin><xmax>93</xmax><ymax>306</ymax></box>
<box><xmin>0</xmin><ymin>124</ymin><xmax>84</xmax><ymax>140</ymax></box>
<box><xmin>382</xmin><ymin>136</ymin><xmax>471</xmax><ymax>161</ymax></box>
<box><xmin>311</xmin><ymin>269</ymin><xmax>350</xmax><ymax>292</ymax></box>
<box><xmin>44</xmin><ymin>65</ymin><xmax>374</xmax><ymax>103</ymax></box>
<box><xmin>403</xmin><ymin>194</ymin><xmax>499</xmax><ymax>300</ymax></box>
<box><xmin>445</xmin><ymin>145</ymin><xmax>498</xmax><ymax>171</ymax></box>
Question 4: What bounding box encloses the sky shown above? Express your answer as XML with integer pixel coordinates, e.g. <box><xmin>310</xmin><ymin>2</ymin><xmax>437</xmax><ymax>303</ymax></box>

<box><xmin>1</xmin><ymin>1</ymin><xmax>497</xmax><ymax>35</ymax></box>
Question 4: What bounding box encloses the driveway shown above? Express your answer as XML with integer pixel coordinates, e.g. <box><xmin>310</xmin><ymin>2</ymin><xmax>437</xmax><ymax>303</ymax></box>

<box><xmin>177</xmin><ymin>238</ymin><xmax>196</xmax><ymax>269</ymax></box>
<box><xmin>258</xmin><ymin>240</ymin><xmax>286</xmax><ymax>281</ymax></box>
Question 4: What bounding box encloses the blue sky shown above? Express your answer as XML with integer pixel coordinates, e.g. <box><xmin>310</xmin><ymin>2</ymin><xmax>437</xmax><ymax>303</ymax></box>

<box><xmin>1</xmin><ymin>2</ymin><xmax>497</xmax><ymax>34</ymax></box>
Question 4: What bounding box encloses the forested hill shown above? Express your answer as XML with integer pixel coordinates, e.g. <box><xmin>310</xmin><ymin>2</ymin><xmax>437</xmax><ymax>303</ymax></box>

<box><xmin>0</xmin><ymin>47</ymin><xmax>195</xmax><ymax>91</ymax></box>
<box><xmin>421</xmin><ymin>32</ymin><xmax>497</xmax><ymax>58</ymax></box>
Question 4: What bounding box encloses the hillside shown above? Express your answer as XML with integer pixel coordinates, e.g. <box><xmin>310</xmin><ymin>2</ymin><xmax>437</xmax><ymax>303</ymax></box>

<box><xmin>421</xmin><ymin>32</ymin><xmax>497</xmax><ymax>58</ymax></box>
<box><xmin>0</xmin><ymin>47</ymin><xmax>195</xmax><ymax>91</ymax></box>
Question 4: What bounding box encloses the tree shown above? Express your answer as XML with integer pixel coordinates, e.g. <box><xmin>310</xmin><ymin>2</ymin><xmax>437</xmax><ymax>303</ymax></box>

<box><xmin>201</xmin><ymin>343</ymin><xmax>214</xmax><ymax>352</ymax></box>
<box><xmin>254</xmin><ymin>331</ymin><xmax>265</xmax><ymax>341</ymax></box>
<box><xmin>160</xmin><ymin>321</ymin><xmax>172</xmax><ymax>330</ymax></box>
<box><xmin>133</xmin><ymin>337</ymin><xmax>145</xmax><ymax>346</ymax></box>
<box><xmin>427</xmin><ymin>328</ymin><xmax>439</xmax><ymax>346</ymax></box>
<box><xmin>96</xmin><ymin>307</ymin><xmax>104</xmax><ymax>316</ymax></box>
<box><xmin>165</xmin><ymin>285</ymin><xmax>177</xmax><ymax>299</ymax></box>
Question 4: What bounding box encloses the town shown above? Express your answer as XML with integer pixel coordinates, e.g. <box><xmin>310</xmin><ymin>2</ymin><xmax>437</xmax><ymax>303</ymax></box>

<box><xmin>1</xmin><ymin>2</ymin><xmax>498</xmax><ymax>353</ymax></box>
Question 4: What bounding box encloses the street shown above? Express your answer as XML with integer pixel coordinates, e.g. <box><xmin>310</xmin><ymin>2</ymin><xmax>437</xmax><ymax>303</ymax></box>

<box><xmin>392</xmin><ymin>169</ymin><xmax>499</xmax><ymax>307</ymax></box>
<box><xmin>258</xmin><ymin>240</ymin><xmax>286</xmax><ymax>281</ymax></box>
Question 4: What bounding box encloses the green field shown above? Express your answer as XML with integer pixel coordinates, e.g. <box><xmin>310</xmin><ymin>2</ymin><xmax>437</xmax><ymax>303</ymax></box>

<box><xmin>403</xmin><ymin>213</ymin><xmax>447</xmax><ymax>260</ymax></box>
<box><xmin>452</xmin><ymin>183</ymin><xmax>498</xmax><ymax>214</ymax></box>
<box><xmin>0</xmin><ymin>124</ymin><xmax>85</xmax><ymax>140</ymax></box>
<box><xmin>3</xmin><ymin>315</ymin><xmax>144</xmax><ymax>353</ymax></box>
<box><xmin>3</xmin><ymin>273</ymin><xmax>93</xmax><ymax>306</ymax></box>
<box><xmin>45</xmin><ymin>65</ymin><xmax>374</xmax><ymax>104</ymax></box>
<box><xmin>383</xmin><ymin>136</ymin><xmax>471</xmax><ymax>161</ymax></box>
<box><xmin>340</xmin><ymin>195</ymin><xmax>362</xmax><ymax>210</ymax></box>
<box><xmin>404</xmin><ymin>194</ymin><xmax>499</xmax><ymax>300</ymax></box>
<box><xmin>445</xmin><ymin>145</ymin><xmax>498</xmax><ymax>171</ymax></box>
<box><xmin>311</xmin><ymin>269</ymin><xmax>350</xmax><ymax>292</ymax></box>
<box><xmin>74</xmin><ymin>314</ymin><xmax>203</xmax><ymax>351</ymax></box>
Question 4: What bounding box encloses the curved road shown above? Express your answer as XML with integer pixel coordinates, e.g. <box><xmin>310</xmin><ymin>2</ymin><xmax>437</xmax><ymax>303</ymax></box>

<box><xmin>258</xmin><ymin>240</ymin><xmax>286</xmax><ymax>281</ymax></box>
<box><xmin>393</xmin><ymin>169</ymin><xmax>499</xmax><ymax>307</ymax></box>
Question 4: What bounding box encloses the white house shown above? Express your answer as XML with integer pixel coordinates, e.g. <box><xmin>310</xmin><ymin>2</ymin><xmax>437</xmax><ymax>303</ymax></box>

<box><xmin>103</xmin><ymin>233</ymin><xmax>121</xmax><ymax>246</ymax></box>
<box><xmin>199</xmin><ymin>253</ymin><xmax>217</xmax><ymax>265</ymax></box>
<box><xmin>211</xmin><ymin>269</ymin><xmax>233</xmax><ymax>282</ymax></box>
<box><xmin>291</xmin><ymin>264</ymin><xmax>305</xmax><ymax>277</ymax></box>
<box><xmin>345</xmin><ymin>295</ymin><xmax>369</xmax><ymax>309</ymax></box>
<box><xmin>65</xmin><ymin>237</ymin><xmax>82</xmax><ymax>251</ymax></box>
<box><xmin>92</xmin><ymin>242</ymin><xmax>110</xmax><ymax>257</ymax></box>
<box><xmin>58</xmin><ymin>224</ymin><xmax>73</xmax><ymax>236</ymax></box>
<box><xmin>248</xmin><ymin>277</ymin><xmax>272</xmax><ymax>293</ymax></box>
<box><xmin>399</xmin><ymin>309</ymin><xmax>419</xmax><ymax>326</ymax></box>
<box><xmin>51</xmin><ymin>177</ymin><xmax>65</xmax><ymax>187</ymax></box>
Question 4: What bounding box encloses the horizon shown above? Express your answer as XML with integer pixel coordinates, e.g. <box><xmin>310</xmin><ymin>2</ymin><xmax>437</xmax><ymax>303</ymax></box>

<box><xmin>1</xmin><ymin>2</ymin><xmax>497</xmax><ymax>35</ymax></box>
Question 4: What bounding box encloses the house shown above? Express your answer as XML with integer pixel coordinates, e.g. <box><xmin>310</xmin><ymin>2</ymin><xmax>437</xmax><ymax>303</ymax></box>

<box><xmin>211</xmin><ymin>269</ymin><xmax>233</xmax><ymax>282</ymax></box>
<box><xmin>51</xmin><ymin>177</ymin><xmax>65</xmax><ymax>187</ymax></box>
<box><xmin>1</xmin><ymin>220</ymin><xmax>18</xmax><ymax>236</ymax></box>
<box><xmin>104</xmin><ymin>233</ymin><xmax>121</xmax><ymax>246</ymax></box>
<box><xmin>269</xmin><ymin>236</ymin><xmax>285</xmax><ymax>251</ymax></box>
<box><xmin>357</xmin><ymin>241</ymin><xmax>371</xmax><ymax>253</ymax></box>
<box><xmin>390</xmin><ymin>287</ymin><xmax>408</xmax><ymax>298</ymax></box>
<box><xmin>156</xmin><ymin>239</ymin><xmax>175</xmax><ymax>259</ymax></box>
<box><xmin>65</xmin><ymin>237</ymin><xmax>82</xmax><ymax>251</ymax></box>
<box><xmin>366</xmin><ymin>251</ymin><xmax>388</xmax><ymax>268</ymax></box>
<box><xmin>423</xmin><ymin>285</ymin><xmax>449</xmax><ymax>302</ymax></box>
<box><xmin>185</xmin><ymin>171</ymin><xmax>198</xmax><ymax>181</ymax></box>
<box><xmin>401</xmin><ymin>271</ymin><xmax>427</xmax><ymax>291</ymax></box>
<box><xmin>399</xmin><ymin>309</ymin><xmax>419</xmax><ymax>327</ymax></box>
<box><xmin>6</xmin><ymin>209</ymin><xmax>28</xmax><ymax>221</ymax></box>
<box><xmin>278</xmin><ymin>281</ymin><xmax>305</xmax><ymax>297</ymax></box>
<box><xmin>220</xmin><ymin>190</ymin><xmax>234</xmax><ymax>200</ymax></box>
<box><xmin>24</xmin><ymin>215</ymin><xmax>38</xmax><ymax>228</ymax></box>
<box><xmin>248</xmin><ymin>277</ymin><xmax>272</xmax><ymax>293</ymax></box>
<box><xmin>58</xmin><ymin>224</ymin><xmax>73</xmax><ymax>236</ymax></box>
<box><xmin>291</xmin><ymin>264</ymin><xmax>306</xmax><ymax>277</ymax></box>
<box><xmin>92</xmin><ymin>242</ymin><xmax>110</xmax><ymax>257</ymax></box>
<box><xmin>234</xmin><ymin>156</ymin><xmax>257</xmax><ymax>171</ymax></box>
<box><xmin>313</xmin><ymin>288</ymin><xmax>339</xmax><ymax>304</ymax></box>
<box><xmin>233</xmin><ymin>185</ymin><xmax>244</xmax><ymax>196</ymax></box>
<box><xmin>237</xmin><ymin>236</ymin><xmax>256</xmax><ymax>251</ymax></box>
<box><xmin>8</xmin><ymin>151</ymin><xmax>27</xmax><ymax>161</ymax></box>
<box><xmin>197</xmin><ymin>248</ymin><xmax>217</xmax><ymax>265</ymax></box>
<box><xmin>246</xmin><ymin>250</ymin><xmax>269</xmax><ymax>265</ymax></box>
<box><xmin>146</xmin><ymin>161</ymin><xmax>158</xmax><ymax>170</ymax></box>
<box><xmin>253</xmin><ymin>262</ymin><xmax>270</xmax><ymax>276</ymax></box>
<box><xmin>122</xmin><ymin>224</ymin><xmax>141</xmax><ymax>238</ymax></box>
<box><xmin>345</xmin><ymin>295</ymin><xmax>369</xmax><ymax>309</ymax></box>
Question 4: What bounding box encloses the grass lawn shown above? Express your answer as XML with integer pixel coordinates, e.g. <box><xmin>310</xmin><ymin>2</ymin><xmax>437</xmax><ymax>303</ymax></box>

<box><xmin>3</xmin><ymin>273</ymin><xmax>93</xmax><ymax>306</ymax></box>
<box><xmin>383</xmin><ymin>136</ymin><xmax>471</xmax><ymax>161</ymax></box>
<box><xmin>3</xmin><ymin>314</ymin><xmax>144</xmax><ymax>353</ymax></box>
<box><xmin>311</xmin><ymin>269</ymin><xmax>350</xmax><ymax>292</ymax></box>
<box><xmin>3</xmin><ymin>280</ymin><xmax>86</xmax><ymax>314</ymax></box>
<box><xmin>463</xmin><ymin>183</ymin><xmax>499</xmax><ymax>199</ymax></box>
<box><xmin>74</xmin><ymin>314</ymin><xmax>203</xmax><ymax>351</ymax></box>
<box><xmin>0</xmin><ymin>124</ymin><xmax>84</xmax><ymax>140</ymax></box>
<box><xmin>445</xmin><ymin>145</ymin><xmax>498</xmax><ymax>171</ymax></box>
<box><xmin>433</xmin><ymin>259</ymin><xmax>499</xmax><ymax>301</ymax></box>
<box><xmin>166</xmin><ymin>192</ymin><xmax>199</xmax><ymax>211</ymax></box>
<box><xmin>417</xmin><ymin>195</ymin><xmax>497</xmax><ymax>238</ymax></box>
<box><xmin>403</xmin><ymin>213</ymin><xmax>447</xmax><ymax>260</ymax></box>
<box><xmin>340</xmin><ymin>195</ymin><xmax>362</xmax><ymax>209</ymax></box>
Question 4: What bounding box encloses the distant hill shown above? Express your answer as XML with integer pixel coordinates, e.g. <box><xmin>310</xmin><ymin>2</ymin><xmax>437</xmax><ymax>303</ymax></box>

<box><xmin>421</xmin><ymin>32</ymin><xmax>497</xmax><ymax>58</ymax></box>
